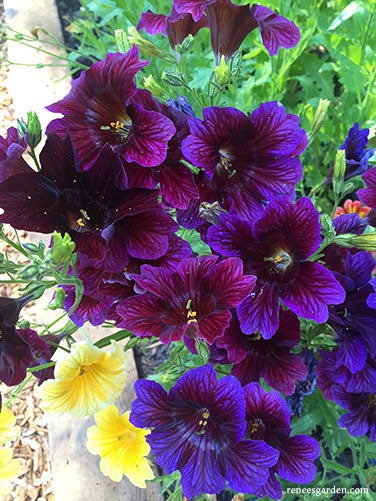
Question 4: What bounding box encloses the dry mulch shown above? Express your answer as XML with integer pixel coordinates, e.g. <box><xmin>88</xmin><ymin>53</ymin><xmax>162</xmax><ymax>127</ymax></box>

<box><xmin>0</xmin><ymin>1</ymin><xmax>53</xmax><ymax>498</ymax></box>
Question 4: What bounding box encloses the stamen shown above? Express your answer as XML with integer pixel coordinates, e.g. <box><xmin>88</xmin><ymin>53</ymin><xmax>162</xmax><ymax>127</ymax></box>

<box><xmin>196</xmin><ymin>409</ymin><xmax>210</xmax><ymax>436</ymax></box>
<box><xmin>367</xmin><ymin>394</ymin><xmax>376</xmax><ymax>408</ymax></box>
<box><xmin>186</xmin><ymin>298</ymin><xmax>198</xmax><ymax>324</ymax></box>
<box><xmin>264</xmin><ymin>249</ymin><xmax>292</xmax><ymax>272</ymax></box>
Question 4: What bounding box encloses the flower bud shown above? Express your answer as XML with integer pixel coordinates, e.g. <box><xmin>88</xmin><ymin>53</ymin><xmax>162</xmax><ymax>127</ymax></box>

<box><xmin>114</xmin><ymin>29</ymin><xmax>130</xmax><ymax>53</ymax></box>
<box><xmin>333</xmin><ymin>232</ymin><xmax>376</xmax><ymax>251</ymax></box>
<box><xmin>175</xmin><ymin>34</ymin><xmax>194</xmax><ymax>54</ymax></box>
<box><xmin>161</xmin><ymin>70</ymin><xmax>186</xmax><ymax>87</ymax></box>
<box><xmin>332</xmin><ymin>149</ymin><xmax>346</xmax><ymax>196</ymax></box>
<box><xmin>143</xmin><ymin>75</ymin><xmax>165</xmax><ymax>98</ymax></box>
<box><xmin>320</xmin><ymin>214</ymin><xmax>335</xmax><ymax>239</ymax></box>
<box><xmin>310</xmin><ymin>98</ymin><xmax>330</xmax><ymax>138</ymax></box>
<box><xmin>48</xmin><ymin>287</ymin><xmax>66</xmax><ymax>310</ymax></box>
<box><xmin>50</xmin><ymin>232</ymin><xmax>75</xmax><ymax>265</ymax></box>
<box><xmin>128</xmin><ymin>27</ymin><xmax>168</xmax><ymax>60</ymax></box>
<box><xmin>26</xmin><ymin>111</ymin><xmax>42</xmax><ymax>148</ymax></box>
<box><xmin>214</xmin><ymin>56</ymin><xmax>230</xmax><ymax>87</ymax></box>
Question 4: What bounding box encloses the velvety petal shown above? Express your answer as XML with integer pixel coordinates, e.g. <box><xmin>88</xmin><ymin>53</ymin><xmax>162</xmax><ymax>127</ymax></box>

<box><xmin>64</xmin><ymin>291</ymin><xmax>112</xmax><ymax>327</ymax></box>
<box><xmin>173</xmin><ymin>0</ymin><xmax>216</xmax><ymax>22</ymax></box>
<box><xmin>345</xmin><ymin>251</ymin><xmax>375</xmax><ymax>289</ymax></box>
<box><xmin>358</xmin><ymin>168</ymin><xmax>376</xmax><ymax>210</ymax></box>
<box><xmin>281</xmin><ymin>261</ymin><xmax>345</xmax><ymax>323</ymax></box>
<box><xmin>254</xmin><ymin>197</ymin><xmax>321</xmax><ymax>259</ymax></box>
<box><xmin>221</xmin><ymin>440</ymin><xmax>279</xmax><ymax>493</ymax></box>
<box><xmin>0</xmin><ymin>127</ymin><xmax>29</xmax><ymax>182</ymax></box>
<box><xmin>338</xmin><ymin>408</ymin><xmax>370</xmax><ymax>437</ymax></box>
<box><xmin>341</xmin><ymin>123</ymin><xmax>370</xmax><ymax>162</ymax></box>
<box><xmin>0</xmin><ymin>172</ymin><xmax>64</xmax><ymax>233</ymax></box>
<box><xmin>195</xmin><ymin>310</ymin><xmax>232</xmax><ymax>344</ymax></box>
<box><xmin>130</xmin><ymin>379</ymin><xmax>170</xmax><ymax>429</ymax></box>
<box><xmin>333</xmin><ymin>212</ymin><xmax>368</xmax><ymax>236</ymax></box>
<box><xmin>237</xmin><ymin>283</ymin><xmax>280</xmax><ymax>338</ymax></box>
<box><xmin>248</xmin><ymin>101</ymin><xmax>307</xmax><ymax>157</ymax></box>
<box><xmin>250</xmin><ymin>4</ymin><xmax>300</xmax><ymax>56</ymax></box>
<box><xmin>158</xmin><ymin>163</ymin><xmax>199</xmax><ymax>209</ymax></box>
<box><xmin>116</xmin><ymin>294</ymin><xmax>168</xmax><ymax>339</ymax></box>
<box><xmin>277</xmin><ymin>435</ymin><xmax>320</xmax><ymax>483</ymax></box>
<box><xmin>121</xmin><ymin>103</ymin><xmax>176</xmax><ymax>167</ymax></box>
<box><xmin>137</xmin><ymin>10</ymin><xmax>168</xmax><ymax>36</ymax></box>
<box><xmin>207</xmin><ymin>213</ymin><xmax>255</xmax><ymax>257</ymax></box>
<box><xmin>336</xmin><ymin>329</ymin><xmax>367</xmax><ymax>373</ymax></box>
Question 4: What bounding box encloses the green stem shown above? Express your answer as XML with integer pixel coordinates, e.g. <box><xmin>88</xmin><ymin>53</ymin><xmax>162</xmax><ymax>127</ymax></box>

<box><xmin>5</xmin><ymin>374</ymin><xmax>33</xmax><ymax>406</ymax></box>
<box><xmin>94</xmin><ymin>329</ymin><xmax>134</xmax><ymax>349</ymax></box>
<box><xmin>360</xmin><ymin>2</ymin><xmax>375</xmax><ymax>67</ymax></box>
<box><xmin>39</xmin><ymin>312</ymin><xmax>68</xmax><ymax>336</ymax></box>
<box><xmin>28</xmin><ymin>148</ymin><xmax>41</xmax><ymax>171</ymax></box>
<box><xmin>27</xmin><ymin>361</ymin><xmax>56</xmax><ymax>372</ymax></box>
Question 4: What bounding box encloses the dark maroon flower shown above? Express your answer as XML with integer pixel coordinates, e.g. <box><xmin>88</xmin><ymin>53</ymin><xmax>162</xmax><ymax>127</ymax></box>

<box><xmin>173</xmin><ymin>1</ymin><xmax>299</xmax><ymax>61</ymax></box>
<box><xmin>116</xmin><ymin>255</ymin><xmax>256</xmax><ymax>344</ymax></box>
<box><xmin>0</xmin><ymin>127</ymin><xmax>29</xmax><ymax>182</ymax></box>
<box><xmin>208</xmin><ymin>196</ymin><xmax>345</xmax><ymax>338</ymax></box>
<box><xmin>181</xmin><ymin>103</ymin><xmax>307</xmax><ymax>220</ymax></box>
<box><xmin>216</xmin><ymin>310</ymin><xmax>308</xmax><ymax>394</ymax></box>
<box><xmin>244</xmin><ymin>382</ymin><xmax>320</xmax><ymax>499</ymax></box>
<box><xmin>0</xmin><ymin>134</ymin><xmax>178</xmax><ymax>271</ymax></box>
<box><xmin>358</xmin><ymin>167</ymin><xmax>376</xmax><ymax>210</ymax></box>
<box><xmin>46</xmin><ymin>48</ymin><xmax>175</xmax><ymax>170</ymax></box>
<box><xmin>130</xmin><ymin>365</ymin><xmax>279</xmax><ymax>498</ymax></box>
<box><xmin>332</xmin><ymin>385</ymin><xmax>376</xmax><ymax>441</ymax></box>
<box><xmin>138</xmin><ymin>7</ymin><xmax>208</xmax><ymax>49</ymax></box>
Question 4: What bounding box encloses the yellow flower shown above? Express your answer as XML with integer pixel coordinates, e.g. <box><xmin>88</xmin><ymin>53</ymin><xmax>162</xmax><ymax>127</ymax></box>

<box><xmin>0</xmin><ymin>408</ymin><xmax>20</xmax><ymax>445</ymax></box>
<box><xmin>39</xmin><ymin>340</ymin><xmax>127</xmax><ymax>417</ymax></box>
<box><xmin>0</xmin><ymin>447</ymin><xmax>21</xmax><ymax>497</ymax></box>
<box><xmin>86</xmin><ymin>404</ymin><xmax>154</xmax><ymax>487</ymax></box>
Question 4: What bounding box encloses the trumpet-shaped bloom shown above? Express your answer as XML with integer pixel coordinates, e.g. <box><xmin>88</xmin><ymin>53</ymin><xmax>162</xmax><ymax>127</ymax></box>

<box><xmin>0</xmin><ymin>134</ymin><xmax>178</xmax><ymax>271</ymax></box>
<box><xmin>0</xmin><ymin>447</ymin><xmax>21</xmax><ymax>497</ymax></box>
<box><xmin>181</xmin><ymin>103</ymin><xmax>306</xmax><ymax>220</ymax></box>
<box><xmin>86</xmin><ymin>405</ymin><xmax>154</xmax><ymax>487</ymax></box>
<box><xmin>46</xmin><ymin>48</ymin><xmax>175</xmax><ymax>170</ymax></box>
<box><xmin>116</xmin><ymin>255</ymin><xmax>255</xmax><ymax>345</ymax></box>
<box><xmin>130</xmin><ymin>365</ymin><xmax>279</xmax><ymax>499</ymax></box>
<box><xmin>208</xmin><ymin>196</ymin><xmax>345</xmax><ymax>338</ymax></box>
<box><xmin>0</xmin><ymin>408</ymin><xmax>20</xmax><ymax>445</ymax></box>
<box><xmin>39</xmin><ymin>341</ymin><xmax>126</xmax><ymax>417</ymax></box>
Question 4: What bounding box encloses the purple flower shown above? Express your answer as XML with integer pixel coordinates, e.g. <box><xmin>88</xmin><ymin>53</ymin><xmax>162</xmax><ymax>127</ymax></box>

<box><xmin>285</xmin><ymin>349</ymin><xmax>317</xmax><ymax>417</ymax></box>
<box><xmin>181</xmin><ymin>103</ymin><xmax>307</xmax><ymax>220</ymax></box>
<box><xmin>244</xmin><ymin>382</ymin><xmax>320</xmax><ymax>499</ymax></box>
<box><xmin>121</xmin><ymin>90</ymin><xmax>198</xmax><ymax>209</ymax></box>
<box><xmin>216</xmin><ymin>309</ymin><xmax>308</xmax><ymax>394</ymax></box>
<box><xmin>340</xmin><ymin>123</ymin><xmax>374</xmax><ymax>180</ymax></box>
<box><xmin>208</xmin><ymin>196</ymin><xmax>345</xmax><ymax>338</ymax></box>
<box><xmin>328</xmin><ymin>251</ymin><xmax>376</xmax><ymax>373</ymax></box>
<box><xmin>137</xmin><ymin>7</ymin><xmax>208</xmax><ymax>49</ymax></box>
<box><xmin>116</xmin><ymin>255</ymin><xmax>255</xmax><ymax>344</ymax></box>
<box><xmin>0</xmin><ymin>127</ymin><xmax>29</xmax><ymax>182</ymax></box>
<box><xmin>46</xmin><ymin>48</ymin><xmax>175</xmax><ymax>170</ymax></box>
<box><xmin>368</xmin><ymin>278</ymin><xmax>376</xmax><ymax>309</ymax></box>
<box><xmin>0</xmin><ymin>134</ymin><xmax>178</xmax><ymax>271</ymax></box>
<box><xmin>332</xmin><ymin>385</ymin><xmax>376</xmax><ymax>441</ymax></box>
<box><xmin>130</xmin><ymin>365</ymin><xmax>279</xmax><ymax>498</ymax></box>
<box><xmin>173</xmin><ymin>1</ymin><xmax>299</xmax><ymax>61</ymax></box>
<box><xmin>358</xmin><ymin>167</ymin><xmax>376</xmax><ymax>211</ymax></box>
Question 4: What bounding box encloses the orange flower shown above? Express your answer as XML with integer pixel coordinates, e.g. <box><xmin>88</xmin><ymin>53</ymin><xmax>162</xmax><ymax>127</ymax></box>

<box><xmin>334</xmin><ymin>199</ymin><xmax>371</xmax><ymax>219</ymax></box>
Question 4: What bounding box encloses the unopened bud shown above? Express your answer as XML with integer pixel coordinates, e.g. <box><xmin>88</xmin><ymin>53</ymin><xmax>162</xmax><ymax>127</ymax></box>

<box><xmin>161</xmin><ymin>70</ymin><xmax>186</xmax><ymax>87</ymax></box>
<box><xmin>128</xmin><ymin>26</ymin><xmax>166</xmax><ymax>60</ymax></box>
<box><xmin>26</xmin><ymin>111</ymin><xmax>42</xmax><ymax>148</ymax></box>
<box><xmin>50</xmin><ymin>232</ymin><xmax>75</xmax><ymax>265</ymax></box>
<box><xmin>229</xmin><ymin>51</ymin><xmax>242</xmax><ymax>77</ymax></box>
<box><xmin>17</xmin><ymin>117</ymin><xmax>28</xmax><ymax>137</ymax></box>
<box><xmin>332</xmin><ymin>149</ymin><xmax>346</xmax><ymax>196</ymax></box>
<box><xmin>214</xmin><ymin>56</ymin><xmax>230</xmax><ymax>87</ymax></box>
<box><xmin>48</xmin><ymin>287</ymin><xmax>66</xmax><ymax>310</ymax></box>
<box><xmin>143</xmin><ymin>75</ymin><xmax>165</xmax><ymax>98</ymax></box>
<box><xmin>22</xmin><ymin>282</ymin><xmax>46</xmax><ymax>300</ymax></box>
<box><xmin>175</xmin><ymin>34</ymin><xmax>194</xmax><ymax>54</ymax></box>
<box><xmin>310</xmin><ymin>98</ymin><xmax>330</xmax><ymax>138</ymax></box>
<box><xmin>320</xmin><ymin>214</ymin><xmax>335</xmax><ymax>239</ymax></box>
<box><xmin>114</xmin><ymin>29</ymin><xmax>130</xmax><ymax>53</ymax></box>
<box><xmin>333</xmin><ymin>232</ymin><xmax>376</xmax><ymax>251</ymax></box>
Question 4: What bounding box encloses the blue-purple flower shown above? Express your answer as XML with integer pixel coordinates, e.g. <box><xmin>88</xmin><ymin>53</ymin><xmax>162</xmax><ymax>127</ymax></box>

<box><xmin>181</xmin><ymin>102</ymin><xmax>307</xmax><ymax>220</ymax></box>
<box><xmin>116</xmin><ymin>255</ymin><xmax>255</xmax><ymax>344</ymax></box>
<box><xmin>244</xmin><ymin>382</ymin><xmax>320</xmax><ymax>499</ymax></box>
<box><xmin>130</xmin><ymin>365</ymin><xmax>279</xmax><ymax>498</ymax></box>
<box><xmin>208</xmin><ymin>196</ymin><xmax>345</xmax><ymax>338</ymax></box>
<box><xmin>358</xmin><ymin>167</ymin><xmax>376</xmax><ymax>211</ymax></box>
<box><xmin>46</xmin><ymin>48</ymin><xmax>175</xmax><ymax>170</ymax></box>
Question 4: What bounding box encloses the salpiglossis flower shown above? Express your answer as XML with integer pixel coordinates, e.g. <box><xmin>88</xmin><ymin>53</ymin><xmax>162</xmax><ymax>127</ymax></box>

<box><xmin>87</xmin><ymin>404</ymin><xmax>154</xmax><ymax>487</ymax></box>
<box><xmin>39</xmin><ymin>340</ymin><xmax>126</xmax><ymax>417</ymax></box>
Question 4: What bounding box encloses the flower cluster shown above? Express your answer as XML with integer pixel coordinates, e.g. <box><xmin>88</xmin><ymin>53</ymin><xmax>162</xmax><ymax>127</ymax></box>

<box><xmin>0</xmin><ymin>0</ymin><xmax>375</xmax><ymax>498</ymax></box>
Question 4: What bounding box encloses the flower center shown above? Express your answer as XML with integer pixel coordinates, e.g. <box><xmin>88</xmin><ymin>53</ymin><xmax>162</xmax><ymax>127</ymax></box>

<box><xmin>196</xmin><ymin>409</ymin><xmax>210</xmax><ymax>436</ymax></box>
<box><xmin>264</xmin><ymin>249</ymin><xmax>293</xmax><ymax>273</ymax></box>
<box><xmin>67</xmin><ymin>208</ymin><xmax>92</xmax><ymax>233</ymax></box>
<box><xmin>217</xmin><ymin>149</ymin><xmax>236</xmax><ymax>178</ymax></box>
<box><xmin>367</xmin><ymin>394</ymin><xmax>376</xmax><ymax>408</ymax></box>
<box><xmin>101</xmin><ymin>114</ymin><xmax>132</xmax><ymax>141</ymax></box>
<box><xmin>245</xmin><ymin>417</ymin><xmax>265</xmax><ymax>440</ymax></box>
<box><xmin>186</xmin><ymin>299</ymin><xmax>198</xmax><ymax>324</ymax></box>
